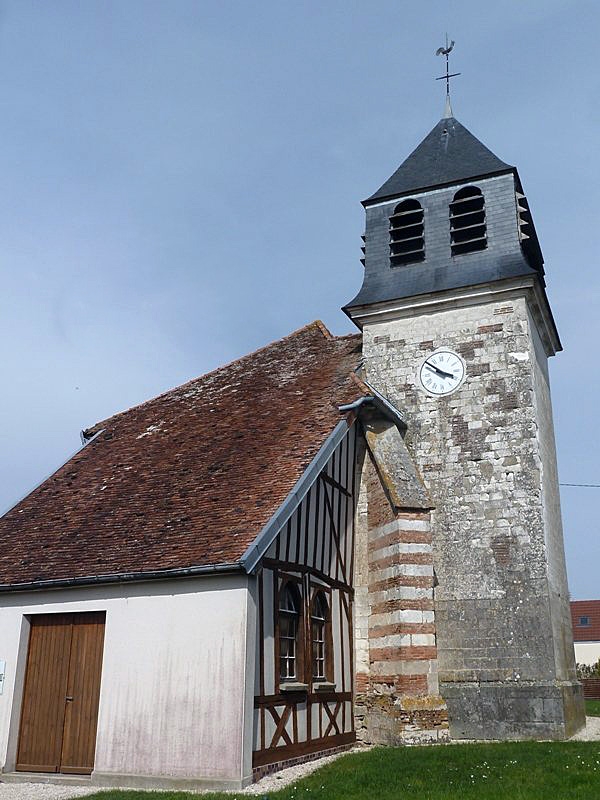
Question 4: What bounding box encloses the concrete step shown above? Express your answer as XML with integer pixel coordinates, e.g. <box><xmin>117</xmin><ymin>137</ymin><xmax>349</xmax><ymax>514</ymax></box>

<box><xmin>0</xmin><ymin>772</ymin><xmax>91</xmax><ymax>786</ymax></box>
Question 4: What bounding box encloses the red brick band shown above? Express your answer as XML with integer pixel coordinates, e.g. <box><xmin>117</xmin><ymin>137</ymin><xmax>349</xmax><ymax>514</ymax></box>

<box><xmin>369</xmin><ymin>622</ymin><xmax>435</xmax><ymax>638</ymax></box>
<box><xmin>369</xmin><ymin>645</ymin><xmax>437</xmax><ymax>661</ymax></box>
<box><xmin>368</xmin><ymin>530</ymin><xmax>432</xmax><ymax>552</ymax></box>
<box><xmin>369</xmin><ymin>575</ymin><xmax>434</xmax><ymax>592</ymax></box>
<box><xmin>370</xmin><ymin>598</ymin><xmax>434</xmax><ymax>614</ymax></box>
<box><xmin>369</xmin><ymin>551</ymin><xmax>433</xmax><ymax>570</ymax></box>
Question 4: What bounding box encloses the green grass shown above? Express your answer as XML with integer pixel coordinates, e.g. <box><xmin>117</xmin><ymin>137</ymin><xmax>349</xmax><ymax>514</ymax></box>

<box><xmin>586</xmin><ymin>699</ymin><xmax>600</xmax><ymax>717</ymax></box>
<box><xmin>83</xmin><ymin>741</ymin><xmax>600</xmax><ymax>800</ymax></box>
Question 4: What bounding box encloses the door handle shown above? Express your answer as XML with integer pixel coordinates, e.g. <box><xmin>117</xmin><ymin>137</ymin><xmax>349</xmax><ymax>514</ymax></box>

<box><xmin>65</xmin><ymin>696</ymin><xmax>74</xmax><ymax>701</ymax></box>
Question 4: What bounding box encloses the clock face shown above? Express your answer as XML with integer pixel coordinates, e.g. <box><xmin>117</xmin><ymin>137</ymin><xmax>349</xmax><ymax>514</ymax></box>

<box><xmin>419</xmin><ymin>350</ymin><xmax>465</xmax><ymax>396</ymax></box>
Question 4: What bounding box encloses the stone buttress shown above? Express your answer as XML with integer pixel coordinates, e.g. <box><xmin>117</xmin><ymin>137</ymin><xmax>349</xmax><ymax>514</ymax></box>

<box><xmin>353</xmin><ymin>412</ymin><xmax>448</xmax><ymax>743</ymax></box>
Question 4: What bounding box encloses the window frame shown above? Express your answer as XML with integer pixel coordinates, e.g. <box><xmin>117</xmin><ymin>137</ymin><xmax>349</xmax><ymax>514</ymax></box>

<box><xmin>273</xmin><ymin>574</ymin><xmax>336</xmax><ymax>692</ymax></box>
<box><xmin>275</xmin><ymin>574</ymin><xmax>305</xmax><ymax>690</ymax></box>
<box><xmin>310</xmin><ymin>585</ymin><xmax>333</xmax><ymax>685</ymax></box>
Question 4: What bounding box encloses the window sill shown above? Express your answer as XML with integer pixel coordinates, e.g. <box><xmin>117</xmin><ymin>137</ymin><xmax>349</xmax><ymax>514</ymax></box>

<box><xmin>280</xmin><ymin>682</ymin><xmax>309</xmax><ymax>693</ymax></box>
<box><xmin>312</xmin><ymin>681</ymin><xmax>336</xmax><ymax>692</ymax></box>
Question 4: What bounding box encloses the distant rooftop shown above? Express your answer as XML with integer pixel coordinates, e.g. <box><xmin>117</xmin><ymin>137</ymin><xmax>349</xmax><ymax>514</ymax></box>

<box><xmin>571</xmin><ymin>600</ymin><xmax>600</xmax><ymax>642</ymax></box>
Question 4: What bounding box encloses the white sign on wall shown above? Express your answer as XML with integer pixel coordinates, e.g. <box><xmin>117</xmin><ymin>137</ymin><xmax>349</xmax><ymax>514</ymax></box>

<box><xmin>0</xmin><ymin>661</ymin><xmax>5</xmax><ymax>695</ymax></box>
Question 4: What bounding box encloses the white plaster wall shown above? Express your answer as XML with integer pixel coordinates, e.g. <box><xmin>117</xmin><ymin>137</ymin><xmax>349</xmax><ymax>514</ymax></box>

<box><xmin>574</xmin><ymin>642</ymin><xmax>600</xmax><ymax>667</ymax></box>
<box><xmin>0</xmin><ymin>575</ymin><xmax>253</xmax><ymax>785</ymax></box>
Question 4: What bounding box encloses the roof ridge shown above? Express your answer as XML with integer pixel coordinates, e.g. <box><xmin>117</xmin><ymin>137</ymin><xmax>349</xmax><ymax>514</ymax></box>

<box><xmin>313</xmin><ymin>320</ymin><xmax>333</xmax><ymax>340</ymax></box>
<box><xmin>348</xmin><ymin>371</ymin><xmax>371</xmax><ymax>396</ymax></box>
<box><xmin>332</xmin><ymin>331</ymin><xmax>362</xmax><ymax>342</ymax></box>
<box><xmin>84</xmin><ymin>320</ymin><xmax>337</xmax><ymax>436</ymax></box>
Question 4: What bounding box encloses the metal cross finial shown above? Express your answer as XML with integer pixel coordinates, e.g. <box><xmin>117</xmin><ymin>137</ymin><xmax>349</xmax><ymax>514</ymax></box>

<box><xmin>435</xmin><ymin>34</ymin><xmax>460</xmax><ymax>116</ymax></box>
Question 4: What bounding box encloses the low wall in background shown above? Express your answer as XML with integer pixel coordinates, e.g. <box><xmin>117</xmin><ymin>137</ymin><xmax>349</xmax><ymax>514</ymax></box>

<box><xmin>581</xmin><ymin>679</ymin><xmax>600</xmax><ymax>699</ymax></box>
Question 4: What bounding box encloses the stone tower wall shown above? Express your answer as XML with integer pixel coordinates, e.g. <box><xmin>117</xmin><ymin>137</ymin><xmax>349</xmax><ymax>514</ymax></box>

<box><xmin>361</xmin><ymin>292</ymin><xmax>584</xmax><ymax>738</ymax></box>
<box><xmin>528</xmin><ymin>308</ymin><xmax>578</xmax><ymax>686</ymax></box>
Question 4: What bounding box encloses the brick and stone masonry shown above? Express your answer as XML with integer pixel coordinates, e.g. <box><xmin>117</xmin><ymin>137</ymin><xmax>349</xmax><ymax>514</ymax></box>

<box><xmin>361</xmin><ymin>291</ymin><xmax>584</xmax><ymax>739</ymax></box>
<box><xmin>354</xmin><ymin>451</ymin><xmax>448</xmax><ymax>744</ymax></box>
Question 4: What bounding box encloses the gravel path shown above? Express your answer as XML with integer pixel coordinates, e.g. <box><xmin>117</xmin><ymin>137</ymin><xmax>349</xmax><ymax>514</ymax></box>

<box><xmin>0</xmin><ymin>748</ymin><xmax>360</xmax><ymax>800</ymax></box>
<box><xmin>0</xmin><ymin>786</ymin><xmax>96</xmax><ymax>800</ymax></box>
<box><xmin>243</xmin><ymin>746</ymin><xmax>363</xmax><ymax>795</ymax></box>
<box><xmin>0</xmin><ymin>749</ymin><xmax>359</xmax><ymax>800</ymax></box>
<box><xmin>569</xmin><ymin>715</ymin><xmax>600</xmax><ymax>741</ymax></box>
<box><xmin>1</xmin><ymin>722</ymin><xmax>599</xmax><ymax>800</ymax></box>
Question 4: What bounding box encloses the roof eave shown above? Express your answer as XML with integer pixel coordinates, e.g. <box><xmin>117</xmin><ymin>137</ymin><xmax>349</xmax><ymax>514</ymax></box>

<box><xmin>362</xmin><ymin>166</ymin><xmax>516</xmax><ymax>207</ymax></box>
<box><xmin>344</xmin><ymin>274</ymin><xmax>562</xmax><ymax>355</ymax></box>
<box><xmin>0</xmin><ymin>561</ymin><xmax>244</xmax><ymax>594</ymax></box>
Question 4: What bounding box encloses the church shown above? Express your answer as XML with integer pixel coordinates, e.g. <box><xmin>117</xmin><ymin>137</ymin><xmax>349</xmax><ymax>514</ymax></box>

<box><xmin>0</xmin><ymin>102</ymin><xmax>585</xmax><ymax>790</ymax></box>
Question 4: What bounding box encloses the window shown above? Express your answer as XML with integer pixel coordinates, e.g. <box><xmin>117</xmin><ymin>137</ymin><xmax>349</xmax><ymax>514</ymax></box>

<box><xmin>579</xmin><ymin>616</ymin><xmax>591</xmax><ymax>626</ymax></box>
<box><xmin>276</xmin><ymin>579</ymin><xmax>335</xmax><ymax>689</ymax></box>
<box><xmin>449</xmin><ymin>186</ymin><xmax>487</xmax><ymax>255</ymax></box>
<box><xmin>389</xmin><ymin>199</ymin><xmax>425</xmax><ymax>266</ymax></box>
<box><xmin>311</xmin><ymin>591</ymin><xmax>329</xmax><ymax>681</ymax></box>
<box><xmin>279</xmin><ymin>582</ymin><xmax>302</xmax><ymax>682</ymax></box>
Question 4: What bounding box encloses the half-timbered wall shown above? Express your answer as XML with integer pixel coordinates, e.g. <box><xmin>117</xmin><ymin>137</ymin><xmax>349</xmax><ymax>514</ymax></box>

<box><xmin>253</xmin><ymin>424</ymin><xmax>358</xmax><ymax>772</ymax></box>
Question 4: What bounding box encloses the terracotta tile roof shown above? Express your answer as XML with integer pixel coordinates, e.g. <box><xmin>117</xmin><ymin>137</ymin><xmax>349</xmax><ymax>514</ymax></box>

<box><xmin>571</xmin><ymin>601</ymin><xmax>600</xmax><ymax>642</ymax></box>
<box><xmin>0</xmin><ymin>322</ymin><xmax>364</xmax><ymax>588</ymax></box>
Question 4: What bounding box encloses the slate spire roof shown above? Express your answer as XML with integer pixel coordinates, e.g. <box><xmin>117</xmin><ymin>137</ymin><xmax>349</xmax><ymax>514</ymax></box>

<box><xmin>0</xmin><ymin>322</ymin><xmax>365</xmax><ymax>589</ymax></box>
<box><xmin>366</xmin><ymin>116</ymin><xmax>513</xmax><ymax>203</ymax></box>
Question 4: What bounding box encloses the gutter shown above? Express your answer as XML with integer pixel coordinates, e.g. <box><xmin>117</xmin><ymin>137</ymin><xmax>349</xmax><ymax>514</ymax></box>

<box><xmin>337</xmin><ymin>397</ymin><xmax>372</xmax><ymax>412</ymax></box>
<box><xmin>0</xmin><ymin>561</ymin><xmax>243</xmax><ymax>594</ymax></box>
<box><xmin>339</xmin><ymin>389</ymin><xmax>406</xmax><ymax>431</ymax></box>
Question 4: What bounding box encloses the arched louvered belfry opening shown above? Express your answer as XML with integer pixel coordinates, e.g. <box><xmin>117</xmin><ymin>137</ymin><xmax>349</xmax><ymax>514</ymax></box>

<box><xmin>389</xmin><ymin>199</ymin><xmax>425</xmax><ymax>266</ymax></box>
<box><xmin>449</xmin><ymin>186</ymin><xmax>487</xmax><ymax>255</ymax></box>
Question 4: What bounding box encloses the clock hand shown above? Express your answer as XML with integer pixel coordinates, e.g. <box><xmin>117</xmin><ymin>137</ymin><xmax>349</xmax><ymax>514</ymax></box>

<box><xmin>424</xmin><ymin>361</ymin><xmax>455</xmax><ymax>380</ymax></box>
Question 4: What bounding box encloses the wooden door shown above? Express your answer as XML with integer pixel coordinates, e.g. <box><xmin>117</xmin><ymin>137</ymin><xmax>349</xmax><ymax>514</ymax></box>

<box><xmin>60</xmin><ymin>614</ymin><xmax>106</xmax><ymax>773</ymax></box>
<box><xmin>16</xmin><ymin>612</ymin><xmax>105</xmax><ymax>775</ymax></box>
<box><xmin>16</xmin><ymin>615</ymin><xmax>73</xmax><ymax>772</ymax></box>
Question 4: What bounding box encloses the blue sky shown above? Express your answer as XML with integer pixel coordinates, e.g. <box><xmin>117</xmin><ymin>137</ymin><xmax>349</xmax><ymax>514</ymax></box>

<box><xmin>0</xmin><ymin>0</ymin><xmax>598</xmax><ymax>598</ymax></box>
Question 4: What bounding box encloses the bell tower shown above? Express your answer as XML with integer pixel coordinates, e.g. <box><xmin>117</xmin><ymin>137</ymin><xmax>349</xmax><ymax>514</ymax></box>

<box><xmin>346</xmin><ymin>111</ymin><xmax>585</xmax><ymax>739</ymax></box>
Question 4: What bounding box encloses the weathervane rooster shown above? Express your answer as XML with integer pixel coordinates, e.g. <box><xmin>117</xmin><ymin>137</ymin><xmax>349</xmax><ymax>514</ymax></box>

<box><xmin>435</xmin><ymin>35</ymin><xmax>460</xmax><ymax>112</ymax></box>
<box><xmin>436</xmin><ymin>40</ymin><xmax>455</xmax><ymax>57</ymax></box>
